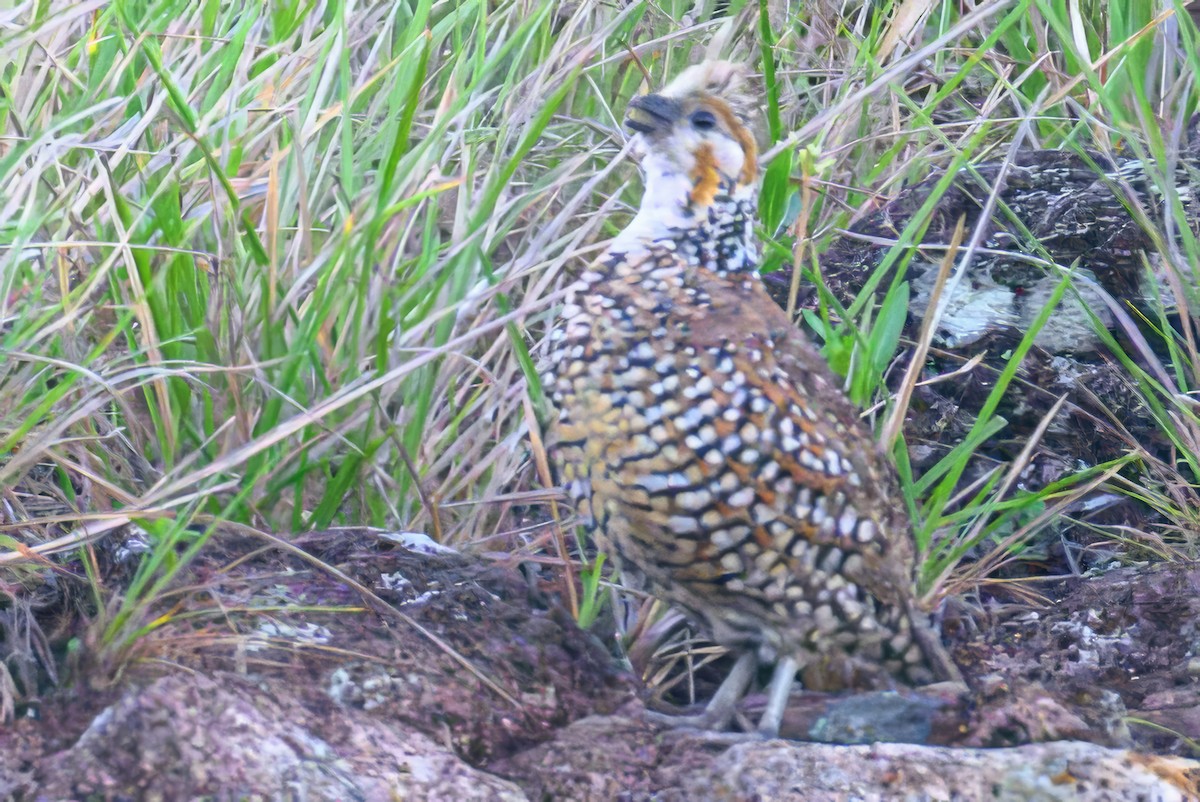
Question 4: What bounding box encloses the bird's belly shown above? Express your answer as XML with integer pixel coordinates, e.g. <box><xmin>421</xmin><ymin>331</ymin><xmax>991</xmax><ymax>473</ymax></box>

<box><xmin>566</xmin><ymin>413</ymin><xmax>885</xmax><ymax>660</ymax></box>
<box><xmin>548</xmin><ymin>331</ymin><xmax>906</xmax><ymax>672</ymax></box>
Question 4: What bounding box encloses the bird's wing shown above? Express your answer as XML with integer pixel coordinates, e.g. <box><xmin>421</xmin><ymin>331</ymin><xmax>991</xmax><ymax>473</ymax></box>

<box><xmin>616</xmin><ymin>270</ymin><xmax>918</xmax><ymax>599</ymax></box>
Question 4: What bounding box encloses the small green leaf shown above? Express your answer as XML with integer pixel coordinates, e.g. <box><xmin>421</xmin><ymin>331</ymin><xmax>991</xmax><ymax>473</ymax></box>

<box><xmin>760</xmin><ymin>151</ymin><xmax>794</xmax><ymax>236</ymax></box>
<box><xmin>870</xmin><ymin>280</ymin><xmax>909</xmax><ymax>377</ymax></box>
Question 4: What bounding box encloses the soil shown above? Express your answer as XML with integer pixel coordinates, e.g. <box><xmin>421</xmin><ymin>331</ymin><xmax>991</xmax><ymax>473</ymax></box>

<box><xmin>0</xmin><ymin>528</ymin><xmax>1196</xmax><ymax>800</ymax></box>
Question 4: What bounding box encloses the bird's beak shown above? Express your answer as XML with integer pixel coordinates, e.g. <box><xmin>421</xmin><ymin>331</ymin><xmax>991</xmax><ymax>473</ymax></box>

<box><xmin>625</xmin><ymin>93</ymin><xmax>682</xmax><ymax>135</ymax></box>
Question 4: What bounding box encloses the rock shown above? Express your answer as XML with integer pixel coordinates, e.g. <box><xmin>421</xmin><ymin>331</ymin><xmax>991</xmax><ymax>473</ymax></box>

<box><xmin>494</xmin><ymin>714</ymin><xmax>663</xmax><ymax>800</ymax></box>
<box><xmin>33</xmin><ymin>673</ymin><xmax>529</xmax><ymax>801</ymax></box>
<box><xmin>1131</xmin><ymin>688</ymin><xmax>1200</xmax><ymax>755</ymax></box>
<box><xmin>655</xmin><ymin>737</ymin><xmax>1200</xmax><ymax>802</ymax></box>
<box><xmin>3</xmin><ymin>538</ymin><xmax>1198</xmax><ymax>801</ymax></box>
<box><xmin>497</xmin><ymin>715</ymin><xmax>1199</xmax><ymax>800</ymax></box>
<box><xmin>806</xmin><ymin>690</ymin><xmax>942</xmax><ymax>744</ymax></box>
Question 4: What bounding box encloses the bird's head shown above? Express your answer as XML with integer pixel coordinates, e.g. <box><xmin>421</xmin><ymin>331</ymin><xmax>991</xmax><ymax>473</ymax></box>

<box><xmin>624</xmin><ymin>60</ymin><xmax>760</xmax><ymax>215</ymax></box>
<box><xmin>608</xmin><ymin>61</ymin><xmax>761</xmax><ymax>270</ymax></box>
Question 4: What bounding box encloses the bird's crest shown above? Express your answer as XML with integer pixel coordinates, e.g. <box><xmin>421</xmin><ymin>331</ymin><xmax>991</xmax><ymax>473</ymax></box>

<box><xmin>656</xmin><ymin>60</ymin><xmax>758</xmax><ymax>129</ymax></box>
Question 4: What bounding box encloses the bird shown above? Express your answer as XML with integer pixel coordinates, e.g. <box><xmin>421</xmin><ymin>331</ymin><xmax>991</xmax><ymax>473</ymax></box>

<box><xmin>541</xmin><ymin>61</ymin><xmax>959</xmax><ymax>738</ymax></box>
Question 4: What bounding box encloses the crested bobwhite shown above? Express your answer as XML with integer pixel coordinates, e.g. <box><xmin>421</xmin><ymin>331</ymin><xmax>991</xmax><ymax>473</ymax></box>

<box><xmin>542</xmin><ymin>62</ymin><xmax>958</xmax><ymax>737</ymax></box>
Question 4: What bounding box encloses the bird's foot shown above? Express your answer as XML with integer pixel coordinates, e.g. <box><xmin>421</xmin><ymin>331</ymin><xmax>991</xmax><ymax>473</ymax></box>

<box><xmin>642</xmin><ymin>706</ymin><xmax>735</xmax><ymax>732</ymax></box>
<box><xmin>642</xmin><ymin>708</ymin><xmax>766</xmax><ymax>746</ymax></box>
<box><xmin>641</xmin><ymin>650</ymin><xmax>758</xmax><ymax>735</ymax></box>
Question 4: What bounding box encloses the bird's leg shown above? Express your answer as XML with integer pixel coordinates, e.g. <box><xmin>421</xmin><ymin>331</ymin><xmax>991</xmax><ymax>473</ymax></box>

<box><xmin>697</xmin><ymin>650</ymin><xmax>757</xmax><ymax>729</ymax></box>
<box><xmin>644</xmin><ymin>650</ymin><xmax>757</xmax><ymax>731</ymax></box>
<box><xmin>756</xmin><ymin>654</ymin><xmax>799</xmax><ymax>738</ymax></box>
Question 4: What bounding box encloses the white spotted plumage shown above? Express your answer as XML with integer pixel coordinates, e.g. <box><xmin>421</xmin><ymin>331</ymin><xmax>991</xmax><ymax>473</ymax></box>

<box><xmin>542</xmin><ymin>60</ymin><xmax>959</xmax><ymax>737</ymax></box>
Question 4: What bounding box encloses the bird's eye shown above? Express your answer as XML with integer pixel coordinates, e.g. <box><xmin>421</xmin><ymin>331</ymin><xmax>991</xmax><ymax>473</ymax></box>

<box><xmin>690</xmin><ymin>110</ymin><xmax>718</xmax><ymax>131</ymax></box>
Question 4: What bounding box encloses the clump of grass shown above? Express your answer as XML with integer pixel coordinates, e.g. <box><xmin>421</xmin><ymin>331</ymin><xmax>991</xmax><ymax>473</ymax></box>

<box><xmin>759</xmin><ymin>0</ymin><xmax>1200</xmax><ymax>594</ymax></box>
<box><xmin>0</xmin><ymin>0</ymin><xmax>723</xmax><ymax>698</ymax></box>
<box><xmin>3</xmin><ymin>0</ymin><xmax>1199</xmax><ymax>717</ymax></box>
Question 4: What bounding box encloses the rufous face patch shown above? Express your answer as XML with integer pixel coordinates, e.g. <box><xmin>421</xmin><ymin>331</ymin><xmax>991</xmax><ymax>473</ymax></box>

<box><xmin>689</xmin><ymin>143</ymin><xmax>721</xmax><ymax>207</ymax></box>
<box><xmin>710</xmin><ymin>99</ymin><xmax>758</xmax><ymax>185</ymax></box>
